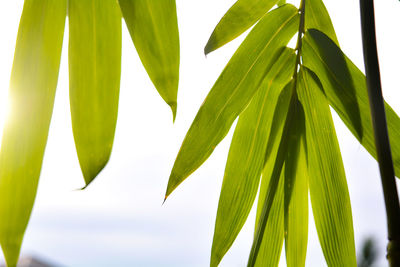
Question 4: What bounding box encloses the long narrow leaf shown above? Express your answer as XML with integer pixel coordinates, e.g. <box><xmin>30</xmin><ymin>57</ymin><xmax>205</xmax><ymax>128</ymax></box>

<box><xmin>166</xmin><ymin>5</ymin><xmax>299</xmax><ymax>197</ymax></box>
<box><xmin>249</xmin><ymin>86</ymin><xmax>301</xmax><ymax>266</ymax></box>
<box><xmin>204</xmin><ymin>0</ymin><xmax>279</xmax><ymax>54</ymax></box>
<box><xmin>0</xmin><ymin>1</ymin><xmax>66</xmax><ymax>265</ymax></box>
<box><xmin>284</xmin><ymin>107</ymin><xmax>308</xmax><ymax>267</ymax></box>
<box><xmin>211</xmin><ymin>48</ymin><xmax>295</xmax><ymax>267</ymax></box>
<box><xmin>305</xmin><ymin>0</ymin><xmax>338</xmax><ymax>45</ymax></box>
<box><xmin>119</xmin><ymin>0</ymin><xmax>180</xmax><ymax>119</ymax></box>
<box><xmin>255</xmin><ymin>170</ymin><xmax>284</xmax><ymax>267</ymax></box>
<box><xmin>297</xmin><ymin>67</ymin><xmax>357</xmax><ymax>266</ymax></box>
<box><xmin>68</xmin><ymin>0</ymin><xmax>121</xmax><ymax>186</ymax></box>
<box><xmin>302</xmin><ymin>29</ymin><xmax>400</xmax><ymax>177</ymax></box>
<box><xmin>252</xmin><ymin>85</ymin><xmax>296</xmax><ymax>265</ymax></box>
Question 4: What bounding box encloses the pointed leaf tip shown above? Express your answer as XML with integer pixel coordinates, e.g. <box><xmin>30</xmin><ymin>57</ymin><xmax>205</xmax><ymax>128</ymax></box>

<box><xmin>169</xmin><ymin>101</ymin><xmax>177</xmax><ymax>122</ymax></box>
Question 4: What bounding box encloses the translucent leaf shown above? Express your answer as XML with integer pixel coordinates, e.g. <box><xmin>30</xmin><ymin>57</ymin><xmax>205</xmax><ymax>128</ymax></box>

<box><xmin>204</xmin><ymin>0</ymin><xmax>281</xmax><ymax>54</ymax></box>
<box><xmin>302</xmin><ymin>29</ymin><xmax>400</xmax><ymax>178</ymax></box>
<box><xmin>119</xmin><ymin>0</ymin><xmax>180</xmax><ymax>119</ymax></box>
<box><xmin>284</xmin><ymin>106</ymin><xmax>308</xmax><ymax>267</ymax></box>
<box><xmin>297</xmin><ymin>67</ymin><xmax>357</xmax><ymax>266</ymax></box>
<box><xmin>211</xmin><ymin>48</ymin><xmax>295</xmax><ymax>267</ymax></box>
<box><xmin>0</xmin><ymin>1</ymin><xmax>66</xmax><ymax>265</ymax></box>
<box><xmin>68</xmin><ymin>0</ymin><xmax>121</xmax><ymax>186</ymax></box>
<box><xmin>249</xmin><ymin>85</ymin><xmax>302</xmax><ymax>266</ymax></box>
<box><xmin>166</xmin><ymin>5</ymin><xmax>299</xmax><ymax>197</ymax></box>
<box><xmin>305</xmin><ymin>0</ymin><xmax>338</xmax><ymax>45</ymax></box>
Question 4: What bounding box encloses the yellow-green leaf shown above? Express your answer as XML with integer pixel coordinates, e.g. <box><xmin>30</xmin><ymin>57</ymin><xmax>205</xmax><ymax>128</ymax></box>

<box><xmin>211</xmin><ymin>48</ymin><xmax>295</xmax><ymax>267</ymax></box>
<box><xmin>249</xmin><ymin>84</ymin><xmax>301</xmax><ymax>266</ymax></box>
<box><xmin>166</xmin><ymin>5</ymin><xmax>299</xmax><ymax>197</ymax></box>
<box><xmin>297</xmin><ymin>67</ymin><xmax>357</xmax><ymax>266</ymax></box>
<box><xmin>302</xmin><ymin>29</ymin><xmax>400</xmax><ymax>178</ymax></box>
<box><xmin>68</xmin><ymin>0</ymin><xmax>121</xmax><ymax>186</ymax></box>
<box><xmin>305</xmin><ymin>0</ymin><xmax>338</xmax><ymax>45</ymax></box>
<box><xmin>119</xmin><ymin>0</ymin><xmax>179</xmax><ymax>119</ymax></box>
<box><xmin>284</xmin><ymin>118</ymin><xmax>308</xmax><ymax>267</ymax></box>
<box><xmin>0</xmin><ymin>1</ymin><xmax>66</xmax><ymax>265</ymax></box>
<box><xmin>255</xmin><ymin>170</ymin><xmax>284</xmax><ymax>267</ymax></box>
<box><xmin>205</xmin><ymin>0</ymin><xmax>280</xmax><ymax>54</ymax></box>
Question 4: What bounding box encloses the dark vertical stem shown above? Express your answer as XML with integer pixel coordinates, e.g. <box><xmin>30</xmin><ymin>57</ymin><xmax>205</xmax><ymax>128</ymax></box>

<box><xmin>359</xmin><ymin>1</ymin><xmax>400</xmax><ymax>265</ymax></box>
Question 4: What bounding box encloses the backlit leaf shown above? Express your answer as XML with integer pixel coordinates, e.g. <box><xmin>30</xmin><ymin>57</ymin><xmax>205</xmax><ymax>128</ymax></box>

<box><xmin>297</xmin><ymin>67</ymin><xmax>357</xmax><ymax>266</ymax></box>
<box><xmin>119</xmin><ymin>0</ymin><xmax>180</xmax><ymax>119</ymax></box>
<box><xmin>302</xmin><ymin>29</ymin><xmax>400</xmax><ymax>177</ymax></box>
<box><xmin>204</xmin><ymin>0</ymin><xmax>280</xmax><ymax>54</ymax></box>
<box><xmin>166</xmin><ymin>5</ymin><xmax>299</xmax><ymax>197</ymax></box>
<box><xmin>211</xmin><ymin>48</ymin><xmax>295</xmax><ymax>267</ymax></box>
<box><xmin>68</xmin><ymin>0</ymin><xmax>121</xmax><ymax>186</ymax></box>
<box><xmin>0</xmin><ymin>1</ymin><xmax>66</xmax><ymax>265</ymax></box>
<box><xmin>249</xmin><ymin>86</ymin><xmax>301</xmax><ymax>266</ymax></box>
<box><xmin>305</xmin><ymin>0</ymin><xmax>338</xmax><ymax>45</ymax></box>
<box><xmin>284</xmin><ymin>105</ymin><xmax>308</xmax><ymax>267</ymax></box>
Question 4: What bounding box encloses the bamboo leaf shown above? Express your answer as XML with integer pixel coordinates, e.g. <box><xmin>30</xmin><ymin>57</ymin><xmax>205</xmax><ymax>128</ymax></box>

<box><xmin>166</xmin><ymin>5</ymin><xmax>299</xmax><ymax>197</ymax></box>
<box><xmin>68</xmin><ymin>0</ymin><xmax>121</xmax><ymax>186</ymax></box>
<box><xmin>284</xmin><ymin>106</ymin><xmax>308</xmax><ymax>267</ymax></box>
<box><xmin>204</xmin><ymin>0</ymin><xmax>280</xmax><ymax>54</ymax></box>
<box><xmin>297</xmin><ymin>67</ymin><xmax>357</xmax><ymax>266</ymax></box>
<box><xmin>0</xmin><ymin>1</ymin><xmax>66</xmax><ymax>265</ymax></box>
<box><xmin>119</xmin><ymin>0</ymin><xmax>179</xmax><ymax>119</ymax></box>
<box><xmin>210</xmin><ymin>48</ymin><xmax>295</xmax><ymax>267</ymax></box>
<box><xmin>305</xmin><ymin>0</ymin><xmax>338</xmax><ymax>45</ymax></box>
<box><xmin>249</xmin><ymin>85</ymin><xmax>301</xmax><ymax>266</ymax></box>
<box><xmin>302</xmin><ymin>29</ymin><xmax>400</xmax><ymax>178</ymax></box>
<box><xmin>254</xmin><ymin>170</ymin><xmax>284</xmax><ymax>267</ymax></box>
<box><xmin>251</xmin><ymin>84</ymin><xmax>296</xmax><ymax>267</ymax></box>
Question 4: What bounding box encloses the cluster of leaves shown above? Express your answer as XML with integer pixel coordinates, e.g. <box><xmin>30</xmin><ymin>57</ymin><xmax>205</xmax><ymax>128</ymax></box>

<box><xmin>166</xmin><ymin>0</ymin><xmax>400</xmax><ymax>266</ymax></box>
<box><xmin>0</xmin><ymin>0</ymin><xmax>179</xmax><ymax>266</ymax></box>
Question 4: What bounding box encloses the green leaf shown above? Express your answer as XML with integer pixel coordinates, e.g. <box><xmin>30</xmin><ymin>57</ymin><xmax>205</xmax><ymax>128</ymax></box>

<box><xmin>204</xmin><ymin>0</ymin><xmax>281</xmax><ymax>54</ymax></box>
<box><xmin>297</xmin><ymin>67</ymin><xmax>357</xmax><ymax>266</ymax></box>
<box><xmin>0</xmin><ymin>1</ymin><xmax>66</xmax><ymax>265</ymax></box>
<box><xmin>305</xmin><ymin>0</ymin><xmax>338</xmax><ymax>45</ymax></box>
<box><xmin>211</xmin><ymin>48</ymin><xmax>295</xmax><ymax>267</ymax></box>
<box><xmin>68</xmin><ymin>0</ymin><xmax>121</xmax><ymax>186</ymax></box>
<box><xmin>302</xmin><ymin>29</ymin><xmax>363</xmax><ymax>141</ymax></box>
<box><xmin>254</xmin><ymin>170</ymin><xmax>284</xmax><ymax>267</ymax></box>
<box><xmin>252</xmin><ymin>86</ymin><xmax>305</xmax><ymax>267</ymax></box>
<box><xmin>166</xmin><ymin>4</ymin><xmax>299</xmax><ymax>198</ymax></box>
<box><xmin>119</xmin><ymin>0</ymin><xmax>180</xmax><ymax>119</ymax></box>
<box><xmin>277</xmin><ymin>0</ymin><xmax>287</xmax><ymax>6</ymax></box>
<box><xmin>284</xmin><ymin>106</ymin><xmax>308</xmax><ymax>267</ymax></box>
<box><xmin>302</xmin><ymin>29</ymin><xmax>400</xmax><ymax>178</ymax></box>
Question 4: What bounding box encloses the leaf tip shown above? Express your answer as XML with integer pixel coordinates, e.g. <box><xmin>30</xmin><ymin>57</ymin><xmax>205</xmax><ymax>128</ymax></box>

<box><xmin>169</xmin><ymin>101</ymin><xmax>177</xmax><ymax>122</ymax></box>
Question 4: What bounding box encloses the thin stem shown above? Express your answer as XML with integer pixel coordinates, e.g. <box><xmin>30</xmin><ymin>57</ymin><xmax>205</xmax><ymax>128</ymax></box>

<box><xmin>359</xmin><ymin>1</ymin><xmax>400</xmax><ymax>266</ymax></box>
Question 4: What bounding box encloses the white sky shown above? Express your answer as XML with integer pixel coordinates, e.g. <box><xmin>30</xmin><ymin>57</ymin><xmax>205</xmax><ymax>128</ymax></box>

<box><xmin>0</xmin><ymin>0</ymin><xmax>400</xmax><ymax>266</ymax></box>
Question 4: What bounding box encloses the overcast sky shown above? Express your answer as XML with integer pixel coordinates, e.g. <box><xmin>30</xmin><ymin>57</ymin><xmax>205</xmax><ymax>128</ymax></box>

<box><xmin>0</xmin><ymin>0</ymin><xmax>400</xmax><ymax>266</ymax></box>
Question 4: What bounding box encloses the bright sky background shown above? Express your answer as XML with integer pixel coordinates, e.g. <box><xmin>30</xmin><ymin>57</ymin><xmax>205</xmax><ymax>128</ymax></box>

<box><xmin>0</xmin><ymin>0</ymin><xmax>400</xmax><ymax>266</ymax></box>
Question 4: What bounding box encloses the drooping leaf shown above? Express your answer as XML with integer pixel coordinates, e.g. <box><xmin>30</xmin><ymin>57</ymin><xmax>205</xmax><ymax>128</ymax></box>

<box><xmin>68</xmin><ymin>0</ymin><xmax>121</xmax><ymax>186</ymax></box>
<box><xmin>119</xmin><ymin>0</ymin><xmax>180</xmax><ymax>119</ymax></box>
<box><xmin>249</xmin><ymin>86</ymin><xmax>301</xmax><ymax>266</ymax></box>
<box><xmin>210</xmin><ymin>48</ymin><xmax>295</xmax><ymax>267</ymax></box>
<box><xmin>297</xmin><ymin>67</ymin><xmax>357</xmax><ymax>266</ymax></box>
<box><xmin>305</xmin><ymin>0</ymin><xmax>338</xmax><ymax>45</ymax></box>
<box><xmin>302</xmin><ymin>29</ymin><xmax>400</xmax><ymax>177</ymax></box>
<box><xmin>166</xmin><ymin>5</ymin><xmax>299</xmax><ymax>197</ymax></box>
<box><xmin>252</xmin><ymin>87</ymin><xmax>298</xmax><ymax>265</ymax></box>
<box><xmin>254</xmin><ymin>170</ymin><xmax>284</xmax><ymax>267</ymax></box>
<box><xmin>204</xmin><ymin>0</ymin><xmax>280</xmax><ymax>54</ymax></box>
<box><xmin>284</xmin><ymin>105</ymin><xmax>308</xmax><ymax>267</ymax></box>
<box><xmin>0</xmin><ymin>1</ymin><xmax>66</xmax><ymax>265</ymax></box>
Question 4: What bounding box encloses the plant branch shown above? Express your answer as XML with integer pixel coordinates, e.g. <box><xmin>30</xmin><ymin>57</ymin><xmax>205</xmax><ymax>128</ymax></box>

<box><xmin>359</xmin><ymin>0</ymin><xmax>400</xmax><ymax>265</ymax></box>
